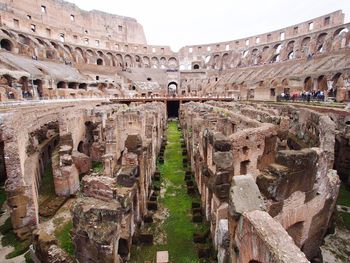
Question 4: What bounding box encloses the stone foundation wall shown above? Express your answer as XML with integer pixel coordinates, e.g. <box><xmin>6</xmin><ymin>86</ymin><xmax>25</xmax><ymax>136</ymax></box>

<box><xmin>179</xmin><ymin>101</ymin><xmax>340</xmax><ymax>262</ymax></box>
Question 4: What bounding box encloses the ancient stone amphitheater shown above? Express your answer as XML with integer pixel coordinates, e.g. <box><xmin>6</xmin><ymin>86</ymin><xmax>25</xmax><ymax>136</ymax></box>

<box><xmin>0</xmin><ymin>0</ymin><xmax>349</xmax><ymax>263</ymax></box>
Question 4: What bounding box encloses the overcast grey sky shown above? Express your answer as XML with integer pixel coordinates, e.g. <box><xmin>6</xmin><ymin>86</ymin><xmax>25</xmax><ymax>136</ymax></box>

<box><xmin>66</xmin><ymin>0</ymin><xmax>350</xmax><ymax>51</ymax></box>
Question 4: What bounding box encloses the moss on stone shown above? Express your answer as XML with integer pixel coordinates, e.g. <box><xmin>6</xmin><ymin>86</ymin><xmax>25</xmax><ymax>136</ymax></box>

<box><xmin>39</xmin><ymin>161</ymin><xmax>55</xmax><ymax>198</ymax></box>
<box><xmin>54</xmin><ymin>221</ymin><xmax>74</xmax><ymax>256</ymax></box>
<box><xmin>0</xmin><ymin>217</ymin><xmax>30</xmax><ymax>259</ymax></box>
<box><xmin>337</xmin><ymin>184</ymin><xmax>350</xmax><ymax>207</ymax></box>
<box><xmin>92</xmin><ymin>161</ymin><xmax>104</xmax><ymax>173</ymax></box>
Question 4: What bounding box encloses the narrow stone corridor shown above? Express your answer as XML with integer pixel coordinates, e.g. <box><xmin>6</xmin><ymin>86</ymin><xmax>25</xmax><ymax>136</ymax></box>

<box><xmin>130</xmin><ymin>120</ymin><xmax>213</xmax><ymax>262</ymax></box>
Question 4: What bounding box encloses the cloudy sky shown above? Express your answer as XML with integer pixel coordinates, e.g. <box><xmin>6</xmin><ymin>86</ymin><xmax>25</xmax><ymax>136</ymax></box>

<box><xmin>66</xmin><ymin>0</ymin><xmax>350</xmax><ymax>51</ymax></box>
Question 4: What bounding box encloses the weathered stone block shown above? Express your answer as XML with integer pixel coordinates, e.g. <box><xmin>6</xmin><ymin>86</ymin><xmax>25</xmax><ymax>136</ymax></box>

<box><xmin>213</xmin><ymin>151</ymin><xmax>233</xmax><ymax>170</ymax></box>
<box><xmin>116</xmin><ymin>166</ymin><xmax>138</xmax><ymax>187</ymax></box>
<box><xmin>72</xmin><ymin>151</ymin><xmax>91</xmax><ymax>174</ymax></box>
<box><xmin>229</xmin><ymin>174</ymin><xmax>265</xmax><ymax>217</ymax></box>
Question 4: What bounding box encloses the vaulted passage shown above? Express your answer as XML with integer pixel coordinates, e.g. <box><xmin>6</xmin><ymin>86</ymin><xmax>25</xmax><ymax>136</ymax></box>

<box><xmin>167</xmin><ymin>101</ymin><xmax>180</xmax><ymax>118</ymax></box>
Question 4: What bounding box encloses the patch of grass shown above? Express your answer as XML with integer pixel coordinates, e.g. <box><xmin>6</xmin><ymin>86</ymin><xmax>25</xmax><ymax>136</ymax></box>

<box><xmin>92</xmin><ymin>161</ymin><xmax>104</xmax><ymax>173</ymax></box>
<box><xmin>130</xmin><ymin>121</ymin><xmax>213</xmax><ymax>262</ymax></box>
<box><xmin>24</xmin><ymin>251</ymin><xmax>34</xmax><ymax>263</ymax></box>
<box><xmin>54</xmin><ymin>220</ymin><xmax>74</xmax><ymax>256</ymax></box>
<box><xmin>338</xmin><ymin>212</ymin><xmax>350</xmax><ymax>230</ymax></box>
<box><xmin>336</xmin><ymin>183</ymin><xmax>350</xmax><ymax>231</ymax></box>
<box><xmin>0</xmin><ymin>218</ymin><xmax>30</xmax><ymax>259</ymax></box>
<box><xmin>337</xmin><ymin>184</ymin><xmax>350</xmax><ymax>207</ymax></box>
<box><xmin>39</xmin><ymin>162</ymin><xmax>55</xmax><ymax>198</ymax></box>
<box><xmin>0</xmin><ymin>217</ymin><xmax>12</xmax><ymax>235</ymax></box>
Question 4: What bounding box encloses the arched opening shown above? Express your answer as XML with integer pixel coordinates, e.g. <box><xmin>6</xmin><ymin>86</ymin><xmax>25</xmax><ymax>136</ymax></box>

<box><xmin>18</xmin><ymin>34</ymin><xmax>30</xmax><ymax>45</ymax></box>
<box><xmin>251</xmin><ymin>49</ymin><xmax>259</xmax><ymax>65</ymax></box>
<box><xmin>77</xmin><ymin>141</ymin><xmax>84</xmax><ymax>153</ymax></box>
<box><xmin>68</xmin><ymin>82</ymin><xmax>78</xmax><ymax>89</ymax></box>
<box><xmin>75</xmin><ymin>47</ymin><xmax>85</xmax><ymax>63</ymax></box>
<box><xmin>317</xmin><ymin>75</ymin><xmax>327</xmax><ymax>91</ymax></box>
<box><xmin>57</xmin><ymin>81</ymin><xmax>67</xmax><ymax>89</ymax></box>
<box><xmin>116</xmin><ymin>54</ymin><xmax>124</xmax><ymax>68</ymax></box>
<box><xmin>288</xmin><ymin>51</ymin><xmax>295</xmax><ymax>60</ymax></box>
<box><xmin>249</xmin><ymin>261</ymin><xmax>263</xmax><ymax>263</ymax></box>
<box><xmin>2</xmin><ymin>74</ymin><xmax>13</xmax><ymax>87</ymax></box>
<box><xmin>1</xmin><ymin>29</ymin><xmax>12</xmax><ymax>38</ymax></box>
<box><xmin>118</xmin><ymin>238</ymin><xmax>129</xmax><ymax>258</ymax></box>
<box><xmin>271</xmin><ymin>54</ymin><xmax>280</xmax><ymax>63</ymax></box>
<box><xmin>151</xmin><ymin>57</ymin><xmax>159</xmax><ymax>69</ymax></box>
<box><xmin>33</xmin><ymin>122</ymin><xmax>60</xmax><ymax>219</ymax></box>
<box><xmin>143</xmin><ymin>56</ymin><xmax>150</xmax><ymax>68</ymax></box>
<box><xmin>205</xmin><ymin>55</ymin><xmax>211</xmax><ymax>64</ymax></box>
<box><xmin>97</xmin><ymin>58</ymin><xmax>103</xmax><ymax>65</ymax></box>
<box><xmin>273</xmin><ymin>43</ymin><xmax>282</xmax><ymax>54</ymax></box>
<box><xmin>167</xmin><ymin>101</ymin><xmax>180</xmax><ymax>118</ymax></box>
<box><xmin>168</xmin><ymin>82</ymin><xmax>178</xmax><ymax>96</ymax></box>
<box><xmin>316</xmin><ymin>33</ymin><xmax>327</xmax><ymax>53</ymax></box>
<box><xmin>330</xmin><ymin>72</ymin><xmax>343</xmax><ymax>97</ymax></box>
<box><xmin>19</xmin><ymin>76</ymin><xmax>32</xmax><ymax>98</ymax></box>
<box><xmin>168</xmin><ymin>57</ymin><xmax>178</xmax><ymax>69</ymax></box>
<box><xmin>79</xmin><ymin>83</ymin><xmax>87</xmax><ymax>90</ymax></box>
<box><xmin>33</xmin><ymin>79</ymin><xmax>43</xmax><ymax>98</ymax></box>
<box><xmin>193</xmin><ymin>64</ymin><xmax>200</xmax><ymax>70</ymax></box>
<box><xmin>317</xmin><ymin>45</ymin><xmax>324</xmax><ymax>53</ymax></box>
<box><xmin>36</xmin><ymin>38</ymin><xmax>46</xmax><ymax>46</ymax></box>
<box><xmin>242</xmin><ymin>50</ymin><xmax>249</xmax><ymax>58</ymax></box>
<box><xmin>240</xmin><ymin>160</ymin><xmax>250</xmax><ymax>175</ymax></box>
<box><xmin>301</xmin><ymin>37</ymin><xmax>311</xmax><ymax>54</ymax></box>
<box><xmin>135</xmin><ymin>55</ymin><xmax>141</xmax><ymax>67</ymax></box>
<box><xmin>82</xmin><ymin>121</ymin><xmax>95</xmax><ymax>156</ymax></box>
<box><xmin>333</xmin><ymin>27</ymin><xmax>349</xmax><ymax>38</ymax></box>
<box><xmin>50</xmin><ymin>41</ymin><xmax>59</xmax><ymax>50</ymax></box>
<box><xmin>0</xmin><ymin>39</ymin><xmax>13</xmax><ymax>51</ymax></box>
<box><xmin>304</xmin><ymin>77</ymin><xmax>313</xmax><ymax>91</ymax></box>
<box><xmin>262</xmin><ymin>46</ymin><xmax>269</xmax><ymax>53</ymax></box>
<box><xmin>125</xmin><ymin>55</ymin><xmax>133</xmax><ymax>68</ymax></box>
<box><xmin>106</xmin><ymin>52</ymin><xmax>115</xmax><ymax>66</ymax></box>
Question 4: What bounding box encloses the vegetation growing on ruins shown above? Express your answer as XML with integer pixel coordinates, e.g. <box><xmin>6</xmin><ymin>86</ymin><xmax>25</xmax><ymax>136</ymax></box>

<box><xmin>40</xmin><ymin>162</ymin><xmax>55</xmax><ymax>198</ymax></box>
<box><xmin>130</xmin><ymin>121</ymin><xmax>212</xmax><ymax>262</ymax></box>
<box><xmin>92</xmin><ymin>161</ymin><xmax>104</xmax><ymax>173</ymax></box>
<box><xmin>337</xmin><ymin>184</ymin><xmax>350</xmax><ymax>229</ymax></box>
<box><xmin>54</xmin><ymin>220</ymin><xmax>74</xmax><ymax>256</ymax></box>
<box><xmin>24</xmin><ymin>251</ymin><xmax>34</xmax><ymax>263</ymax></box>
<box><xmin>338</xmin><ymin>184</ymin><xmax>350</xmax><ymax>207</ymax></box>
<box><xmin>0</xmin><ymin>217</ymin><xmax>30</xmax><ymax>259</ymax></box>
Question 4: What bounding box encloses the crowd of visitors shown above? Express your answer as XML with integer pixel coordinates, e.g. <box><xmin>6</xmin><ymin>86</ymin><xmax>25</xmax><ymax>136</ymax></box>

<box><xmin>279</xmin><ymin>90</ymin><xmax>328</xmax><ymax>102</ymax></box>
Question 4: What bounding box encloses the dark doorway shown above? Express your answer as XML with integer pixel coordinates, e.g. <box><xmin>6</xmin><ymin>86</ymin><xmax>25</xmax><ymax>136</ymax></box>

<box><xmin>1</xmin><ymin>39</ymin><xmax>12</xmax><ymax>51</ymax></box>
<box><xmin>118</xmin><ymin>238</ymin><xmax>129</xmax><ymax>258</ymax></box>
<box><xmin>167</xmin><ymin>101</ymin><xmax>180</xmax><ymax>118</ymax></box>
<box><xmin>240</xmin><ymin>160</ymin><xmax>250</xmax><ymax>175</ymax></box>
